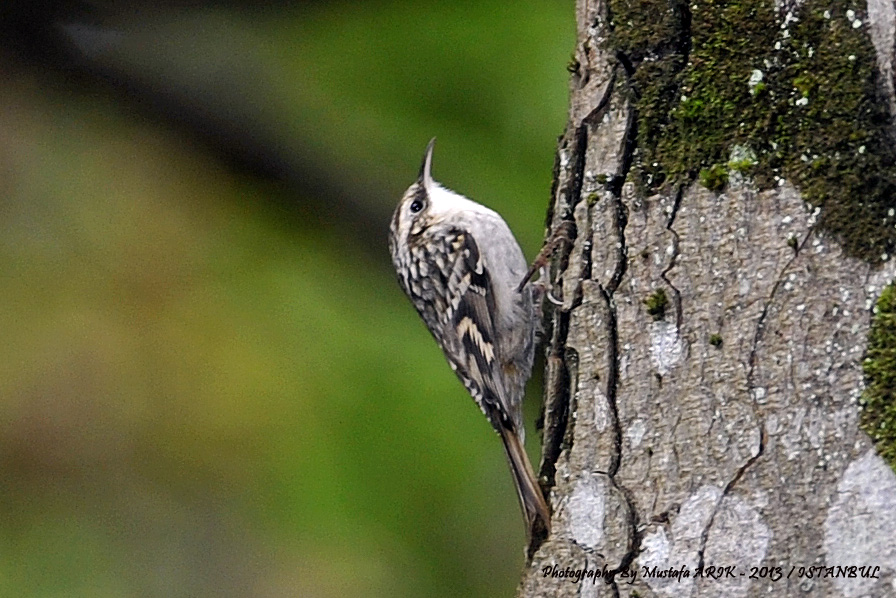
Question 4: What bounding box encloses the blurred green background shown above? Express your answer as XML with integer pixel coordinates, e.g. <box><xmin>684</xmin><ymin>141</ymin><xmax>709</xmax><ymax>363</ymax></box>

<box><xmin>0</xmin><ymin>2</ymin><xmax>572</xmax><ymax>596</ymax></box>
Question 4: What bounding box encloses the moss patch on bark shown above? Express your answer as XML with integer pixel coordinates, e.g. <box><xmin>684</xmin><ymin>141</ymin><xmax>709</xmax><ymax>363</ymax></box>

<box><xmin>862</xmin><ymin>283</ymin><xmax>896</xmax><ymax>471</ymax></box>
<box><xmin>609</xmin><ymin>0</ymin><xmax>896</xmax><ymax>263</ymax></box>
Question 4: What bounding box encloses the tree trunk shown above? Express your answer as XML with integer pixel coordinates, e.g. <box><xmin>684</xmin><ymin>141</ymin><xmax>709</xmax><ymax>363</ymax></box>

<box><xmin>519</xmin><ymin>0</ymin><xmax>896</xmax><ymax>596</ymax></box>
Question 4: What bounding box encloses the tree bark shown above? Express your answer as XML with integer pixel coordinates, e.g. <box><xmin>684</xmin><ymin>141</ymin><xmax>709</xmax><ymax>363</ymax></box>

<box><xmin>520</xmin><ymin>0</ymin><xmax>896</xmax><ymax>596</ymax></box>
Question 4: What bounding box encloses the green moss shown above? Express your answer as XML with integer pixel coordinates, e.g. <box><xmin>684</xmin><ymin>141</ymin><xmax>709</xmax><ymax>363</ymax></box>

<box><xmin>709</xmin><ymin>333</ymin><xmax>723</xmax><ymax>347</ymax></box>
<box><xmin>611</xmin><ymin>0</ymin><xmax>896</xmax><ymax>262</ymax></box>
<box><xmin>699</xmin><ymin>164</ymin><xmax>729</xmax><ymax>191</ymax></box>
<box><xmin>587</xmin><ymin>191</ymin><xmax>600</xmax><ymax>205</ymax></box>
<box><xmin>861</xmin><ymin>283</ymin><xmax>896</xmax><ymax>471</ymax></box>
<box><xmin>787</xmin><ymin>235</ymin><xmax>799</xmax><ymax>251</ymax></box>
<box><xmin>608</xmin><ymin>0</ymin><xmax>683</xmax><ymax>61</ymax></box>
<box><xmin>728</xmin><ymin>158</ymin><xmax>755</xmax><ymax>174</ymax></box>
<box><xmin>645</xmin><ymin>288</ymin><xmax>669</xmax><ymax>320</ymax></box>
<box><xmin>791</xmin><ymin>74</ymin><xmax>814</xmax><ymax>97</ymax></box>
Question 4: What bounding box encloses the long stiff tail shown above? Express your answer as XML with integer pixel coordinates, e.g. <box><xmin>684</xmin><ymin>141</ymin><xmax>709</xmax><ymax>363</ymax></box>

<box><xmin>499</xmin><ymin>426</ymin><xmax>552</xmax><ymax>533</ymax></box>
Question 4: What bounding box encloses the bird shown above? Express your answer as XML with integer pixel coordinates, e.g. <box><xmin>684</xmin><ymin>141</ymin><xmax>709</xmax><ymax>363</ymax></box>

<box><xmin>388</xmin><ymin>138</ymin><xmax>551</xmax><ymax>533</ymax></box>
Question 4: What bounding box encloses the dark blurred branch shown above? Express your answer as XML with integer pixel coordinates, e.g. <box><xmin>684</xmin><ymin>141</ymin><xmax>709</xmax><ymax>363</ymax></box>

<box><xmin>0</xmin><ymin>0</ymin><xmax>393</xmax><ymax>255</ymax></box>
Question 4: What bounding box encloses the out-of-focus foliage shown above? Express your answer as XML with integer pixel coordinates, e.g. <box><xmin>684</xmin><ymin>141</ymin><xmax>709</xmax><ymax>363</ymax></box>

<box><xmin>0</xmin><ymin>2</ymin><xmax>572</xmax><ymax>597</ymax></box>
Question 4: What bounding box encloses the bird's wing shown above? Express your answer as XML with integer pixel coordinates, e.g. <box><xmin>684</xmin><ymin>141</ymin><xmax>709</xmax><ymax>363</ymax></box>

<box><xmin>438</xmin><ymin>230</ymin><xmax>514</xmax><ymax>431</ymax></box>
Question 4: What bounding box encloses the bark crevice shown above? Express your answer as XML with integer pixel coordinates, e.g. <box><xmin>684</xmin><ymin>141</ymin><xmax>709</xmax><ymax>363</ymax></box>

<box><xmin>695</xmin><ymin>219</ymin><xmax>817</xmax><ymax>571</ymax></box>
<box><xmin>537</xmin><ymin>125</ymin><xmax>591</xmax><ymax>494</ymax></box>
<box><xmin>660</xmin><ymin>184</ymin><xmax>684</xmax><ymax>329</ymax></box>
<box><xmin>597</xmin><ymin>81</ymin><xmax>639</xmax><ymax>590</ymax></box>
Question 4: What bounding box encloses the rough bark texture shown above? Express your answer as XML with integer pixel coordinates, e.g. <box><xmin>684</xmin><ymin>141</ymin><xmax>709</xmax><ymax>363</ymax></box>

<box><xmin>519</xmin><ymin>0</ymin><xmax>896</xmax><ymax>596</ymax></box>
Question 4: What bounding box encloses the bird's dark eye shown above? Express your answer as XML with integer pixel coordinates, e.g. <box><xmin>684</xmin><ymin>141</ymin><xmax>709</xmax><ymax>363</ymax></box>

<box><xmin>409</xmin><ymin>199</ymin><xmax>423</xmax><ymax>213</ymax></box>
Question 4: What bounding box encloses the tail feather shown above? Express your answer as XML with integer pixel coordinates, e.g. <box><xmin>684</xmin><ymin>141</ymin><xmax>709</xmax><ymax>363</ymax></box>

<box><xmin>499</xmin><ymin>426</ymin><xmax>551</xmax><ymax>533</ymax></box>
